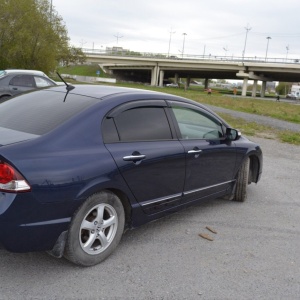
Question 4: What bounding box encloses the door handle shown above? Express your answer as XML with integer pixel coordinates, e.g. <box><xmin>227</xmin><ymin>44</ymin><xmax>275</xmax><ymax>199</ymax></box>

<box><xmin>123</xmin><ymin>154</ymin><xmax>146</xmax><ymax>161</ymax></box>
<box><xmin>187</xmin><ymin>149</ymin><xmax>202</xmax><ymax>154</ymax></box>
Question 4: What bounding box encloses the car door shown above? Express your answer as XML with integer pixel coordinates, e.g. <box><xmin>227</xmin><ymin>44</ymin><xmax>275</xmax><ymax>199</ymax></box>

<box><xmin>168</xmin><ymin>101</ymin><xmax>237</xmax><ymax>203</ymax></box>
<box><xmin>103</xmin><ymin>100</ymin><xmax>186</xmax><ymax>214</ymax></box>
<box><xmin>9</xmin><ymin>75</ymin><xmax>36</xmax><ymax>96</ymax></box>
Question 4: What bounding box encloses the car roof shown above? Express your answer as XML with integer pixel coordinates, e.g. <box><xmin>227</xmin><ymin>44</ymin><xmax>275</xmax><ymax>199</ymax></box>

<box><xmin>42</xmin><ymin>84</ymin><xmax>221</xmax><ymax>113</ymax></box>
<box><xmin>0</xmin><ymin>69</ymin><xmax>48</xmax><ymax>77</ymax></box>
<box><xmin>42</xmin><ymin>84</ymin><xmax>222</xmax><ymax>120</ymax></box>
<box><xmin>43</xmin><ymin>84</ymin><xmax>164</xmax><ymax>99</ymax></box>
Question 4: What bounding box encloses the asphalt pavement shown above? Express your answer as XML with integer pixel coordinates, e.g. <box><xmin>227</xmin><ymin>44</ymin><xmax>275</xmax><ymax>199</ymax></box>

<box><xmin>0</xmin><ymin>137</ymin><xmax>299</xmax><ymax>299</ymax></box>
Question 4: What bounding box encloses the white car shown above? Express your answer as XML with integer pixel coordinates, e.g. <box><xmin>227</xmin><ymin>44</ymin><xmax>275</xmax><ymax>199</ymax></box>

<box><xmin>0</xmin><ymin>69</ymin><xmax>57</xmax><ymax>102</ymax></box>
<box><xmin>166</xmin><ymin>83</ymin><xmax>179</xmax><ymax>87</ymax></box>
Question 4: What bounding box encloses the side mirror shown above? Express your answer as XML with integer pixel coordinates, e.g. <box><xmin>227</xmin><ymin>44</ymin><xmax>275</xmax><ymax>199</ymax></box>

<box><xmin>226</xmin><ymin>128</ymin><xmax>241</xmax><ymax>141</ymax></box>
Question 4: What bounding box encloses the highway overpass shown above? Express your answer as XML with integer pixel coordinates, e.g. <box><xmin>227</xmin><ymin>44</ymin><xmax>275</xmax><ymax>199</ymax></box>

<box><xmin>84</xmin><ymin>52</ymin><xmax>300</xmax><ymax>97</ymax></box>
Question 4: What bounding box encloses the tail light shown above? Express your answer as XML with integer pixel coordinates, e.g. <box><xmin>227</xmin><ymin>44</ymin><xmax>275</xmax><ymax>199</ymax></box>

<box><xmin>0</xmin><ymin>161</ymin><xmax>31</xmax><ymax>192</ymax></box>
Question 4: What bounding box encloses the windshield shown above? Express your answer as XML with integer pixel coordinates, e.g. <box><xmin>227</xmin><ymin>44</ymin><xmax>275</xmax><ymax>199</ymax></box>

<box><xmin>0</xmin><ymin>70</ymin><xmax>6</xmax><ymax>78</ymax></box>
<box><xmin>0</xmin><ymin>90</ymin><xmax>99</xmax><ymax>135</ymax></box>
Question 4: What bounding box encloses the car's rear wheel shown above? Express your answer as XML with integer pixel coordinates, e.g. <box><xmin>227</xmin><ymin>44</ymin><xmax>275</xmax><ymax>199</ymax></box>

<box><xmin>64</xmin><ymin>191</ymin><xmax>125</xmax><ymax>266</ymax></box>
<box><xmin>233</xmin><ymin>157</ymin><xmax>250</xmax><ymax>202</ymax></box>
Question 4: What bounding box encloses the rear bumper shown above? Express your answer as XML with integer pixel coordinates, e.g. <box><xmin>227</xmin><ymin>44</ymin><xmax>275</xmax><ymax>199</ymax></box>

<box><xmin>0</xmin><ymin>218</ymin><xmax>70</xmax><ymax>253</ymax></box>
<box><xmin>0</xmin><ymin>191</ymin><xmax>78</xmax><ymax>253</ymax></box>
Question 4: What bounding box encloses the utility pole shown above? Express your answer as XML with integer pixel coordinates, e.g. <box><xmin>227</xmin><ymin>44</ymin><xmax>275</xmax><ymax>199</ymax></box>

<box><xmin>49</xmin><ymin>0</ymin><xmax>53</xmax><ymax>22</ymax></box>
<box><xmin>114</xmin><ymin>33</ymin><xmax>123</xmax><ymax>45</ymax></box>
<box><xmin>181</xmin><ymin>33</ymin><xmax>187</xmax><ymax>58</ymax></box>
<box><xmin>285</xmin><ymin>45</ymin><xmax>289</xmax><ymax>62</ymax></box>
<box><xmin>167</xmin><ymin>28</ymin><xmax>176</xmax><ymax>57</ymax></box>
<box><xmin>242</xmin><ymin>24</ymin><xmax>251</xmax><ymax>60</ymax></box>
<box><xmin>265</xmin><ymin>36</ymin><xmax>271</xmax><ymax>61</ymax></box>
<box><xmin>223</xmin><ymin>46</ymin><xmax>228</xmax><ymax>57</ymax></box>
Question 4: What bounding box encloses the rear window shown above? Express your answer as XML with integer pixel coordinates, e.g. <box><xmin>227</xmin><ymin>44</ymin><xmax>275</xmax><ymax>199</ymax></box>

<box><xmin>0</xmin><ymin>90</ymin><xmax>99</xmax><ymax>135</ymax></box>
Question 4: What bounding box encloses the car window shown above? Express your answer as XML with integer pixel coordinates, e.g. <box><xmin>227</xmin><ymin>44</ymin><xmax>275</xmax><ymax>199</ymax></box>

<box><xmin>172</xmin><ymin>106</ymin><xmax>224</xmax><ymax>139</ymax></box>
<box><xmin>9</xmin><ymin>75</ymin><xmax>35</xmax><ymax>87</ymax></box>
<box><xmin>34</xmin><ymin>76</ymin><xmax>54</xmax><ymax>87</ymax></box>
<box><xmin>0</xmin><ymin>91</ymin><xmax>98</xmax><ymax>135</ymax></box>
<box><xmin>103</xmin><ymin>107</ymin><xmax>172</xmax><ymax>142</ymax></box>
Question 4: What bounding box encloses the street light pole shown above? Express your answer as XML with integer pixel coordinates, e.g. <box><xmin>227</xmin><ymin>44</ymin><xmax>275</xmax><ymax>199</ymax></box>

<box><xmin>167</xmin><ymin>28</ymin><xmax>176</xmax><ymax>57</ymax></box>
<box><xmin>181</xmin><ymin>33</ymin><xmax>187</xmax><ymax>58</ymax></box>
<box><xmin>285</xmin><ymin>45</ymin><xmax>289</xmax><ymax>62</ymax></box>
<box><xmin>223</xmin><ymin>46</ymin><xmax>228</xmax><ymax>57</ymax></box>
<box><xmin>265</xmin><ymin>36</ymin><xmax>271</xmax><ymax>61</ymax></box>
<box><xmin>242</xmin><ymin>24</ymin><xmax>251</xmax><ymax>60</ymax></box>
<box><xmin>114</xmin><ymin>33</ymin><xmax>123</xmax><ymax>45</ymax></box>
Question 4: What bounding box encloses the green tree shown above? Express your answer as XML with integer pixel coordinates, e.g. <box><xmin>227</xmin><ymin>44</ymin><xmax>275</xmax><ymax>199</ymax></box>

<box><xmin>276</xmin><ymin>82</ymin><xmax>292</xmax><ymax>96</ymax></box>
<box><xmin>0</xmin><ymin>0</ymin><xmax>85</xmax><ymax>73</ymax></box>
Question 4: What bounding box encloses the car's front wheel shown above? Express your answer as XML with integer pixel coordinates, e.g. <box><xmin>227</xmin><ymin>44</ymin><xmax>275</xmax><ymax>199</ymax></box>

<box><xmin>233</xmin><ymin>157</ymin><xmax>250</xmax><ymax>202</ymax></box>
<box><xmin>0</xmin><ymin>95</ymin><xmax>11</xmax><ymax>103</ymax></box>
<box><xmin>64</xmin><ymin>191</ymin><xmax>125</xmax><ymax>266</ymax></box>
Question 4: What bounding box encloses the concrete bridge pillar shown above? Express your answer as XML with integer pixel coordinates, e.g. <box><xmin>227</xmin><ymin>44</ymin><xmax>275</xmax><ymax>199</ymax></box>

<box><xmin>151</xmin><ymin>65</ymin><xmax>159</xmax><ymax>86</ymax></box>
<box><xmin>260</xmin><ymin>81</ymin><xmax>267</xmax><ymax>97</ymax></box>
<box><xmin>174</xmin><ymin>73</ymin><xmax>179</xmax><ymax>84</ymax></box>
<box><xmin>204</xmin><ymin>78</ymin><xmax>209</xmax><ymax>89</ymax></box>
<box><xmin>252</xmin><ymin>80</ymin><xmax>258</xmax><ymax>97</ymax></box>
<box><xmin>185</xmin><ymin>76</ymin><xmax>191</xmax><ymax>89</ymax></box>
<box><xmin>159</xmin><ymin>70</ymin><xmax>164</xmax><ymax>87</ymax></box>
<box><xmin>242</xmin><ymin>78</ymin><xmax>248</xmax><ymax>96</ymax></box>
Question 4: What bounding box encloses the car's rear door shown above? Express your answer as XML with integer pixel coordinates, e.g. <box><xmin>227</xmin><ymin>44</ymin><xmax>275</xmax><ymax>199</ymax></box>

<box><xmin>9</xmin><ymin>75</ymin><xmax>36</xmax><ymax>96</ymax></box>
<box><xmin>103</xmin><ymin>100</ymin><xmax>185</xmax><ymax>214</ymax></box>
<box><xmin>168</xmin><ymin>101</ymin><xmax>237</xmax><ymax>203</ymax></box>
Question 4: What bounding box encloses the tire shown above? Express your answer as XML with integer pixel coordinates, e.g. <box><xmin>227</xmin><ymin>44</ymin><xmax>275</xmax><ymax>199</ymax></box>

<box><xmin>64</xmin><ymin>191</ymin><xmax>125</xmax><ymax>266</ymax></box>
<box><xmin>0</xmin><ymin>95</ymin><xmax>11</xmax><ymax>103</ymax></box>
<box><xmin>233</xmin><ymin>157</ymin><xmax>250</xmax><ymax>202</ymax></box>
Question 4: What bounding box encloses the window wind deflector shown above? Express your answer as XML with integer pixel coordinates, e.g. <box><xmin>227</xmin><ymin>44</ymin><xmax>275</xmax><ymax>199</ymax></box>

<box><xmin>107</xmin><ymin>100</ymin><xmax>167</xmax><ymax>118</ymax></box>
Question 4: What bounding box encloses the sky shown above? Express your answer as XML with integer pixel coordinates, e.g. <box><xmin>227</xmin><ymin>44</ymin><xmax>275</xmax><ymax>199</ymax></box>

<box><xmin>53</xmin><ymin>0</ymin><xmax>300</xmax><ymax>61</ymax></box>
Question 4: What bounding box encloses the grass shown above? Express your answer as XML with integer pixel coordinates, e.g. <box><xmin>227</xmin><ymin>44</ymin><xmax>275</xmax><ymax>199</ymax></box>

<box><xmin>114</xmin><ymin>83</ymin><xmax>300</xmax><ymax>125</ymax></box>
<box><xmin>197</xmin><ymin>94</ymin><xmax>300</xmax><ymax>124</ymax></box>
<box><xmin>57</xmin><ymin>65</ymin><xmax>110</xmax><ymax>78</ymax></box>
<box><xmin>218</xmin><ymin>113</ymin><xmax>300</xmax><ymax>145</ymax></box>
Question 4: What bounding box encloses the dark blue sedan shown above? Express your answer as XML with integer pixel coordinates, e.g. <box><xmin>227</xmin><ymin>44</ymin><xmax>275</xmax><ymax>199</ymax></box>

<box><xmin>0</xmin><ymin>85</ymin><xmax>262</xmax><ymax>266</ymax></box>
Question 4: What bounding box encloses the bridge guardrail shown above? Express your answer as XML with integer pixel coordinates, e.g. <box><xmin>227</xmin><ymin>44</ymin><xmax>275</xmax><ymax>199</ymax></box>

<box><xmin>83</xmin><ymin>48</ymin><xmax>300</xmax><ymax>64</ymax></box>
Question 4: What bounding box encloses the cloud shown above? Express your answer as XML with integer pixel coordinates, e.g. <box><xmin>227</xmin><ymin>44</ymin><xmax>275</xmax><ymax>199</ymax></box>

<box><xmin>53</xmin><ymin>0</ymin><xmax>300</xmax><ymax>59</ymax></box>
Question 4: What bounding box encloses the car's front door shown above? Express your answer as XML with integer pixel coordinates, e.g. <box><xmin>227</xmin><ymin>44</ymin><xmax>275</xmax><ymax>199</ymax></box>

<box><xmin>103</xmin><ymin>100</ymin><xmax>186</xmax><ymax>214</ymax></box>
<box><xmin>168</xmin><ymin>101</ymin><xmax>237</xmax><ymax>203</ymax></box>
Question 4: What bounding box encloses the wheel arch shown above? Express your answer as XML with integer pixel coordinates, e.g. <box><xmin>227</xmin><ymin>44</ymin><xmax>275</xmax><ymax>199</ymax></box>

<box><xmin>0</xmin><ymin>94</ymin><xmax>12</xmax><ymax>102</ymax></box>
<box><xmin>75</xmin><ymin>175</ymin><xmax>137</xmax><ymax>226</ymax></box>
<box><xmin>248</xmin><ymin>154</ymin><xmax>261</xmax><ymax>183</ymax></box>
<box><xmin>106</xmin><ymin>188</ymin><xmax>132</xmax><ymax>229</ymax></box>
<box><xmin>78</xmin><ymin>185</ymin><xmax>133</xmax><ymax>227</ymax></box>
